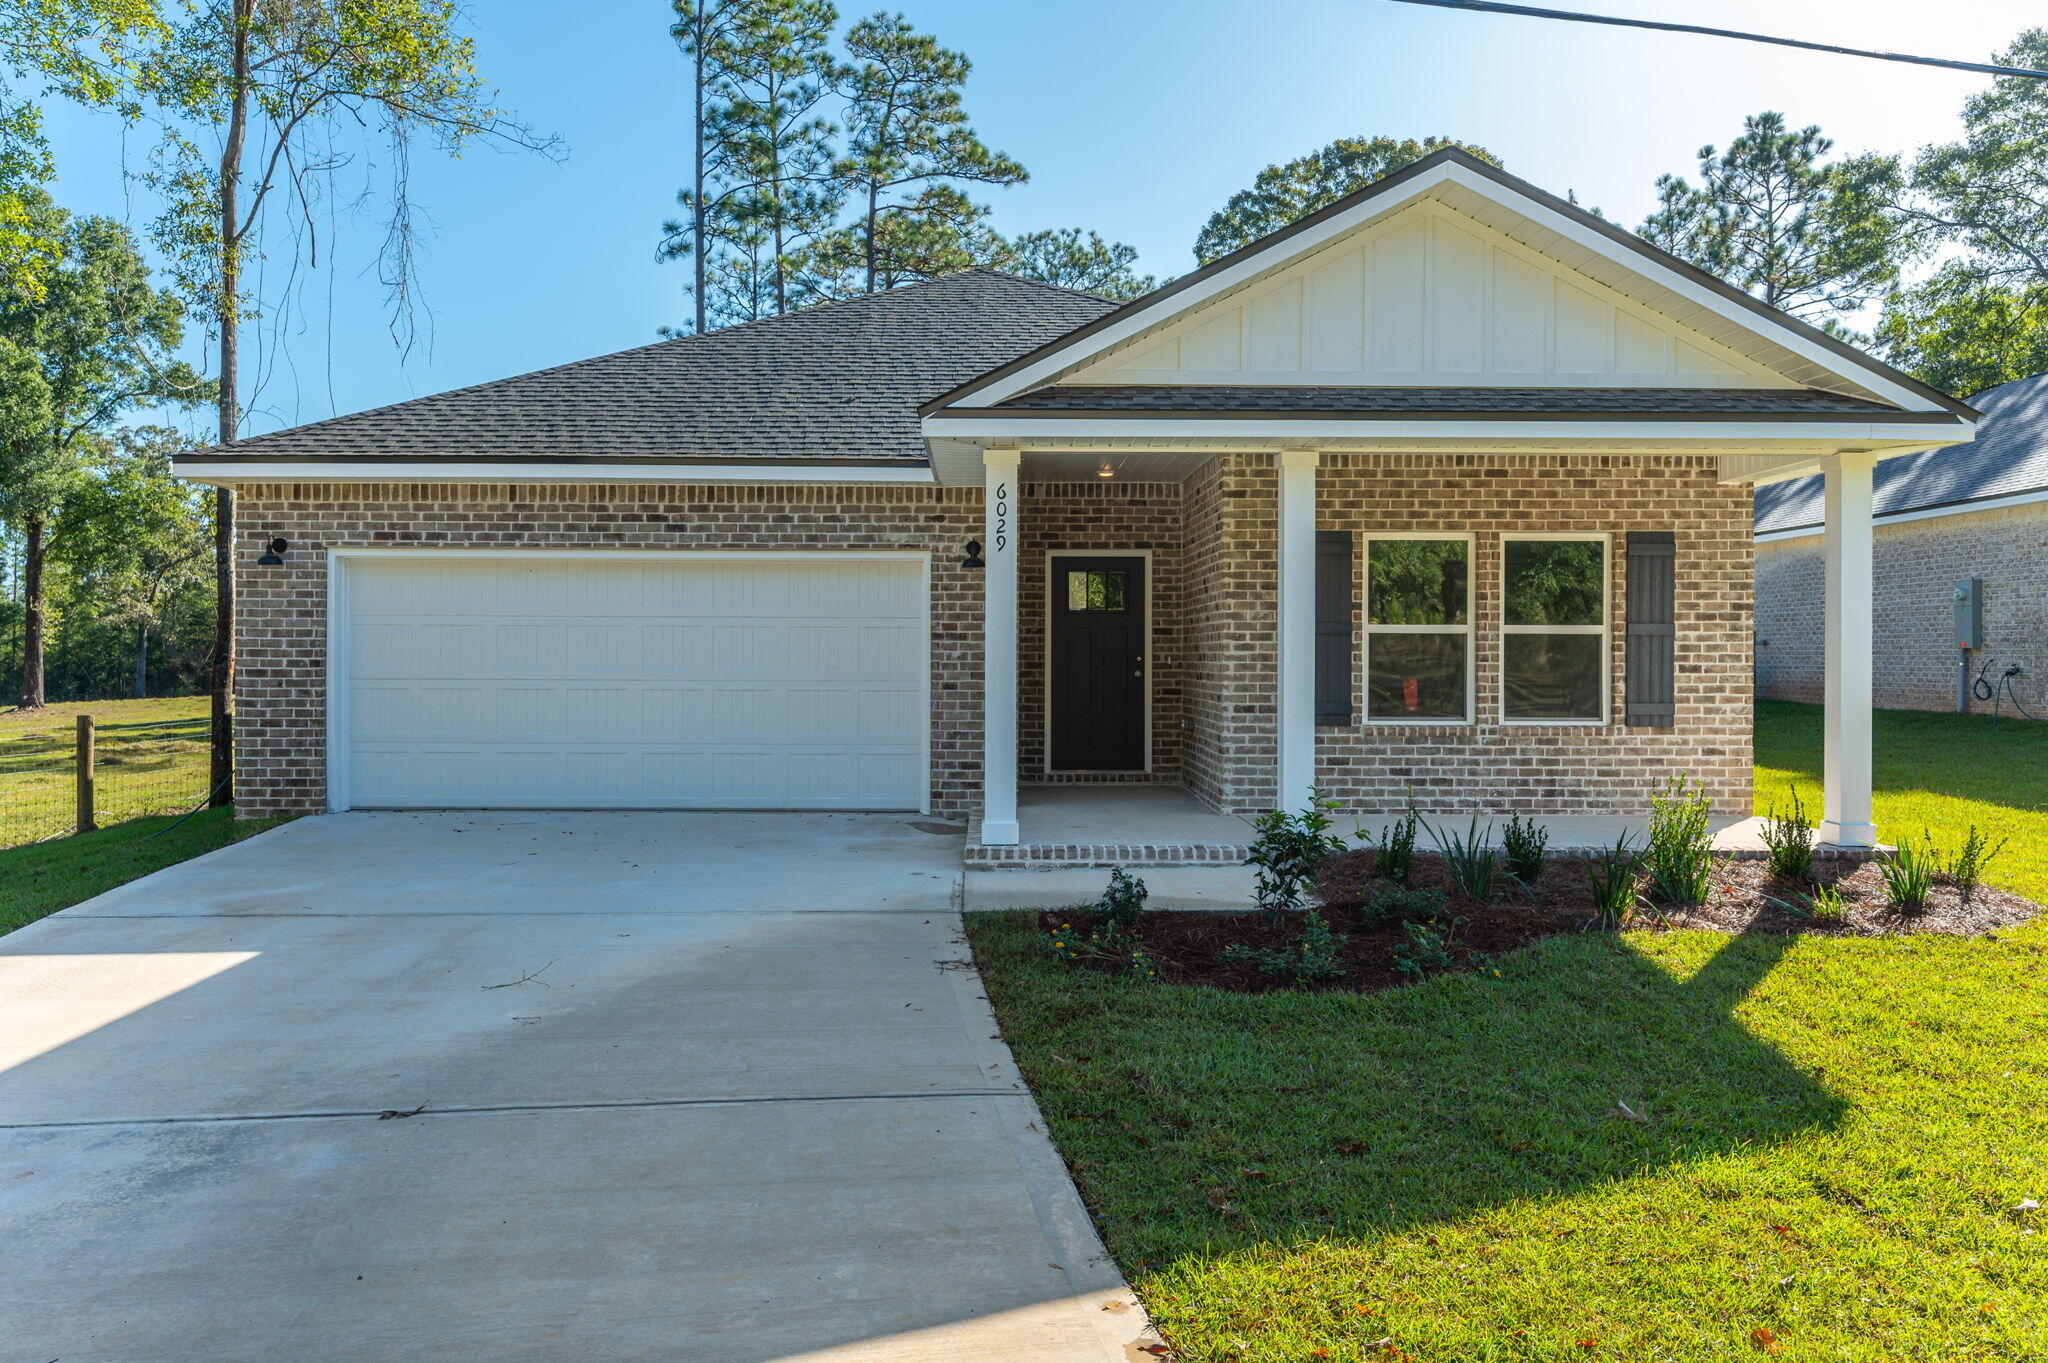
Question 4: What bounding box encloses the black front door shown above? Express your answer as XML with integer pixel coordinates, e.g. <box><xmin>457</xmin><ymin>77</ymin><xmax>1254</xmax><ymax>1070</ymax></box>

<box><xmin>1050</xmin><ymin>555</ymin><xmax>1146</xmax><ymax>771</ymax></box>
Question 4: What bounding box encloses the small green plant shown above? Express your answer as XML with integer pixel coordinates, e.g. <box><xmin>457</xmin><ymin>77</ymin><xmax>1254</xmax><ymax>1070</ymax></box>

<box><xmin>1365</xmin><ymin>886</ymin><xmax>1449</xmax><ymax>924</ymax></box>
<box><xmin>1583</xmin><ymin>833</ymin><xmax>1643</xmax><ymax>928</ymax></box>
<box><xmin>1804</xmin><ymin>882</ymin><xmax>1848</xmax><ymax>923</ymax></box>
<box><xmin>1046</xmin><ymin>913</ymin><xmax>1161</xmax><ymax>981</ymax></box>
<box><xmin>1879</xmin><ymin>837</ymin><xmax>1936</xmax><ymax>914</ymax></box>
<box><xmin>1245</xmin><ymin>790</ymin><xmax>1348</xmax><ymax>916</ymax></box>
<box><xmin>1219</xmin><ymin>909</ymin><xmax>1346</xmax><ymax>982</ymax></box>
<box><xmin>1943</xmin><ymin>824</ymin><xmax>2008</xmax><ymax>901</ymax></box>
<box><xmin>1390</xmin><ymin>917</ymin><xmax>1460</xmax><ymax>980</ymax></box>
<box><xmin>1502</xmin><ymin>813</ymin><xmax>1549</xmax><ymax>886</ymax></box>
<box><xmin>1759</xmin><ymin>785</ymin><xmax>1817</xmax><ymax>882</ymax></box>
<box><xmin>1376</xmin><ymin>805</ymin><xmax>1420</xmax><ymax>886</ymax></box>
<box><xmin>1430</xmin><ymin>814</ymin><xmax>1500</xmax><ymax>902</ymax></box>
<box><xmin>1096</xmin><ymin>867</ymin><xmax>1149</xmax><ymax>931</ymax></box>
<box><xmin>1646</xmin><ymin>774</ymin><xmax>1715</xmax><ymax>906</ymax></box>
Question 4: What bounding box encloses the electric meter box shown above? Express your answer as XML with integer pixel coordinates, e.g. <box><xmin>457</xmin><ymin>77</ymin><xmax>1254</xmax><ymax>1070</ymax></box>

<box><xmin>1954</xmin><ymin>577</ymin><xmax>1984</xmax><ymax>650</ymax></box>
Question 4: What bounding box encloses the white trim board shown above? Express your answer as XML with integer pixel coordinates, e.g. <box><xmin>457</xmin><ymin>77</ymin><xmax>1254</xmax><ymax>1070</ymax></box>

<box><xmin>181</xmin><ymin>460</ymin><xmax>937</xmax><ymax>486</ymax></box>
<box><xmin>921</xmin><ymin>416</ymin><xmax>1967</xmax><ymax>446</ymax></box>
<box><xmin>1756</xmin><ymin>485</ymin><xmax>2048</xmax><ymax>543</ymax></box>
<box><xmin>322</xmin><ymin>547</ymin><xmax>934</xmax><ymax>816</ymax></box>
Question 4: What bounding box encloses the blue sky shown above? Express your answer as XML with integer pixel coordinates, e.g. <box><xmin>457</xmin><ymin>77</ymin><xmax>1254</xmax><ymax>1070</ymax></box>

<box><xmin>39</xmin><ymin>0</ymin><xmax>2043</xmax><ymax>437</ymax></box>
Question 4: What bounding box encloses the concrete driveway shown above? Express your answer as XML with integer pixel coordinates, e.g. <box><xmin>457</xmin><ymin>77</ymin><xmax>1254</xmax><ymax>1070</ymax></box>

<box><xmin>0</xmin><ymin>812</ymin><xmax>1154</xmax><ymax>1361</ymax></box>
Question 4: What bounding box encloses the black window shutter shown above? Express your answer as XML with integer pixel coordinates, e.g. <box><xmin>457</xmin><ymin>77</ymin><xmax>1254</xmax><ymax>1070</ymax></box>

<box><xmin>1625</xmin><ymin>532</ymin><xmax>1676</xmax><ymax>726</ymax></box>
<box><xmin>1315</xmin><ymin>531</ymin><xmax>1353</xmax><ymax>724</ymax></box>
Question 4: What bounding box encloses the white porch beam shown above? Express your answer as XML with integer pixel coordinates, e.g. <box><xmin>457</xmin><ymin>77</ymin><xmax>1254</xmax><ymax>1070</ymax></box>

<box><xmin>1820</xmin><ymin>452</ymin><xmax>1879</xmax><ymax>848</ymax></box>
<box><xmin>980</xmin><ymin>448</ymin><xmax>1023</xmax><ymax>846</ymax></box>
<box><xmin>1276</xmin><ymin>450</ymin><xmax>1319</xmax><ymax>811</ymax></box>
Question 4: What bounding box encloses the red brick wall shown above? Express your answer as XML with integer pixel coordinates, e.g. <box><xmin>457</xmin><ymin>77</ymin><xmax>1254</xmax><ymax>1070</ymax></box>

<box><xmin>228</xmin><ymin>481</ymin><xmax>983</xmax><ymax>819</ymax></box>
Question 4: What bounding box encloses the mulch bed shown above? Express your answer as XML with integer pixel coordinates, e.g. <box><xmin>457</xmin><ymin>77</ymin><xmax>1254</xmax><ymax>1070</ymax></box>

<box><xmin>1037</xmin><ymin>848</ymin><xmax>2041</xmax><ymax>995</ymax></box>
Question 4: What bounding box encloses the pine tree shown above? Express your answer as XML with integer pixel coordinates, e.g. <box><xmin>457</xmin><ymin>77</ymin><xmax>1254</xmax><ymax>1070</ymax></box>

<box><xmin>832</xmin><ymin>12</ymin><xmax>1023</xmax><ymax>294</ymax></box>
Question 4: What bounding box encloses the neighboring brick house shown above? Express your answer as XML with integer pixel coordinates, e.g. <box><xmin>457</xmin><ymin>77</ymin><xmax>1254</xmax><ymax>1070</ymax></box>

<box><xmin>178</xmin><ymin>150</ymin><xmax>1977</xmax><ymax>852</ymax></box>
<box><xmin>1756</xmin><ymin>373</ymin><xmax>2048</xmax><ymax>716</ymax></box>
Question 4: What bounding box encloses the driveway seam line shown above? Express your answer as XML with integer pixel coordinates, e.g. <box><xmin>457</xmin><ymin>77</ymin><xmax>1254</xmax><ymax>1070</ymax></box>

<box><xmin>0</xmin><ymin>1088</ymin><xmax>1024</xmax><ymax>1132</ymax></box>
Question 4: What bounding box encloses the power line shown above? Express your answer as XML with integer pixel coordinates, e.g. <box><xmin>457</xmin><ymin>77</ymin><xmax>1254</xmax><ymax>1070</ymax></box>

<box><xmin>1376</xmin><ymin>0</ymin><xmax>2048</xmax><ymax>80</ymax></box>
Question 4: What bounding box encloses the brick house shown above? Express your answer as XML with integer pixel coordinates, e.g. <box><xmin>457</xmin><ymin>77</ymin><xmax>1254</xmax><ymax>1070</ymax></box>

<box><xmin>1757</xmin><ymin>372</ymin><xmax>2048</xmax><ymax>716</ymax></box>
<box><xmin>178</xmin><ymin>150</ymin><xmax>1976</xmax><ymax>854</ymax></box>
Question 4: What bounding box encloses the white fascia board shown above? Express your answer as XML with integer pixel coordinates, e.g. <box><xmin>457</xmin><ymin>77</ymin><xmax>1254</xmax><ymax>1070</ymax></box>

<box><xmin>1756</xmin><ymin>484</ymin><xmax>2048</xmax><ymax>542</ymax></box>
<box><xmin>947</xmin><ymin>168</ymin><xmax>1451</xmax><ymax>409</ymax></box>
<box><xmin>920</xmin><ymin>416</ymin><xmax>1971</xmax><ymax>444</ymax></box>
<box><xmin>1437</xmin><ymin>163</ymin><xmax>1947</xmax><ymax>414</ymax></box>
<box><xmin>176</xmin><ymin>460</ymin><xmax>937</xmax><ymax>486</ymax></box>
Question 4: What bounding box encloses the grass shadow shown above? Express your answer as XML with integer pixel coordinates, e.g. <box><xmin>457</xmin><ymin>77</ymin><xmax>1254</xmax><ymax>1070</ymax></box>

<box><xmin>971</xmin><ymin>914</ymin><xmax>1842</xmax><ymax>1266</ymax></box>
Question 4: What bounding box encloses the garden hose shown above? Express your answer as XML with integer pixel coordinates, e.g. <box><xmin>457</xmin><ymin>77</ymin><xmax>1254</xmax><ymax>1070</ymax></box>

<box><xmin>143</xmin><ymin>775</ymin><xmax>235</xmax><ymax>839</ymax></box>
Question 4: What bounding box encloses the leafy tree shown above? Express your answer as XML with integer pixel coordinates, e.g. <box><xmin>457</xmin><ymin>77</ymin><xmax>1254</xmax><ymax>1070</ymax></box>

<box><xmin>0</xmin><ymin>189</ymin><xmax>204</xmax><ymax>709</ymax></box>
<box><xmin>1875</xmin><ymin>30</ymin><xmax>2048</xmax><ymax>393</ymax></box>
<box><xmin>994</xmin><ymin>227</ymin><xmax>1156</xmax><ymax>300</ymax></box>
<box><xmin>1873</xmin><ymin>267</ymin><xmax>2048</xmax><ymax>400</ymax></box>
<box><xmin>1194</xmin><ymin>135</ymin><xmax>1499</xmax><ymax>265</ymax></box>
<box><xmin>134</xmin><ymin>0</ymin><xmax>558</xmax><ymax>796</ymax></box>
<box><xmin>1639</xmin><ymin>112</ymin><xmax>1903</xmax><ymax>324</ymax></box>
<box><xmin>0</xmin><ymin>1</ymin><xmax>163</xmax><ymax>299</ymax></box>
<box><xmin>663</xmin><ymin>0</ymin><xmax>842</xmax><ymax>328</ymax></box>
<box><xmin>57</xmin><ymin>426</ymin><xmax>213</xmax><ymax>698</ymax></box>
<box><xmin>832</xmin><ymin>12</ymin><xmax>1024</xmax><ymax>293</ymax></box>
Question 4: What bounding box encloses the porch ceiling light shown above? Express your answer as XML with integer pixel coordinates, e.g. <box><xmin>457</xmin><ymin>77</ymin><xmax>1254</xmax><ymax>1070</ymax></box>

<box><xmin>1096</xmin><ymin>461</ymin><xmax>1114</xmax><ymax>478</ymax></box>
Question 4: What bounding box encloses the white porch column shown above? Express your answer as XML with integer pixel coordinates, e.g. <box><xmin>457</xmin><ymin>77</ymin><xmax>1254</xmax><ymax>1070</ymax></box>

<box><xmin>1276</xmin><ymin>449</ymin><xmax>1319</xmax><ymax>810</ymax></box>
<box><xmin>980</xmin><ymin>448</ymin><xmax>1022</xmax><ymax>846</ymax></box>
<box><xmin>1820</xmin><ymin>452</ymin><xmax>1879</xmax><ymax>847</ymax></box>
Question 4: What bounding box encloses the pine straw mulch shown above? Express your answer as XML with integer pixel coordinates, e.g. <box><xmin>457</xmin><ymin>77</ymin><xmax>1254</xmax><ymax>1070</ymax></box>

<box><xmin>1036</xmin><ymin>848</ymin><xmax>2042</xmax><ymax>996</ymax></box>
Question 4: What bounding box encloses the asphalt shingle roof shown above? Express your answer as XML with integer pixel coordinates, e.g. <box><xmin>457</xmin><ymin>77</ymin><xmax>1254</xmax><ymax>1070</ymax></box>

<box><xmin>1754</xmin><ymin>372</ymin><xmax>2048</xmax><ymax>534</ymax></box>
<box><xmin>187</xmin><ymin>270</ymin><xmax>1120</xmax><ymax>464</ymax></box>
<box><xmin>989</xmin><ymin>385</ymin><xmax>1905</xmax><ymax>417</ymax></box>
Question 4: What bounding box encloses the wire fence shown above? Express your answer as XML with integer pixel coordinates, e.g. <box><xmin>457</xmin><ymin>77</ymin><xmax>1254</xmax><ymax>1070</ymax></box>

<box><xmin>0</xmin><ymin>700</ymin><xmax>213</xmax><ymax>850</ymax></box>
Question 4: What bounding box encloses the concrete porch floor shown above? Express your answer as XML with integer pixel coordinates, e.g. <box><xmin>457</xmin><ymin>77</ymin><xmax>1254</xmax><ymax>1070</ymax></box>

<box><xmin>1015</xmin><ymin>785</ymin><xmax>1255</xmax><ymax>847</ymax></box>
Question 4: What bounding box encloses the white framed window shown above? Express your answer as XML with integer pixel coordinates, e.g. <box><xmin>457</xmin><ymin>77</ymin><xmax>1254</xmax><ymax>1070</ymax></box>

<box><xmin>1500</xmin><ymin>533</ymin><xmax>1610</xmax><ymax>725</ymax></box>
<box><xmin>1363</xmin><ymin>533</ymin><xmax>1474</xmax><ymax>723</ymax></box>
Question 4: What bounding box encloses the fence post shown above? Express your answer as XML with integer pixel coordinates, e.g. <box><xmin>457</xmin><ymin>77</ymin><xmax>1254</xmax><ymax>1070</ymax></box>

<box><xmin>75</xmin><ymin>714</ymin><xmax>96</xmax><ymax>835</ymax></box>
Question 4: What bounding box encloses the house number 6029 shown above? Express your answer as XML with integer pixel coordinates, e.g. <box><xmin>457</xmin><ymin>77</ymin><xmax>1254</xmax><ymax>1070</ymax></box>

<box><xmin>992</xmin><ymin>482</ymin><xmax>1009</xmax><ymax>553</ymax></box>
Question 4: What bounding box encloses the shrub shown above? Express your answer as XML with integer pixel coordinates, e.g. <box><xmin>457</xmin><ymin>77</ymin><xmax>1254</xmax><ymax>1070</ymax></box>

<box><xmin>1583</xmin><ymin>833</ymin><xmax>1643</xmax><ymax>928</ymax></box>
<box><xmin>1429</xmin><ymin>814</ymin><xmax>1500</xmax><ymax>902</ymax></box>
<box><xmin>1646</xmin><ymin>774</ymin><xmax>1714</xmax><ymax>905</ymax></box>
<box><xmin>1879</xmin><ymin>837</ymin><xmax>1935</xmax><ymax>914</ymax></box>
<box><xmin>1376</xmin><ymin>806</ymin><xmax>1420</xmax><ymax>886</ymax></box>
<box><xmin>1390</xmin><ymin>917</ymin><xmax>1459</xmax><ymax>980</ymax></box>
<box><xmin>1502</xmin><ymin>813</ymin><xmax>1549</xmax><ymax>886</ymax></box>
<box><xmin>1759</xmin><ymin>786</ymin><xmax>1817</xmax><ymax>882</ymax></box>
<box><xmin>1943</xmin><ymin>824</ymin><xmax>2007</xmax><ymax>901</ymax></box>
<box><xmin>1219</xmin><ymin>909</ymin><xmax>1345</xmax><ymax>982</ymax></box>
<box><xmin>1096</xmin><ymin>867</ymin><xmax>1149</xmax><ymax>931</ymax></box>
<box><xmin>1245</xmin><ymin>790</ymin><xmax>1348</xmax><ymax>917</ymax></box>
<box><xmin>1366</xmin><ymin>886</ymin><xmax>1449</xmax><ymax>924</ymax></box>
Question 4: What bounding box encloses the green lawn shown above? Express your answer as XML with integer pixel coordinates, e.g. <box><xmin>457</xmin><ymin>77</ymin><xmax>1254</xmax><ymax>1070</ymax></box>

<box><xmin>967</xmin><ymin>701</ymin><xmax>2048</xmax><ymax>1362</ymax></box>
<box><xmin>0</xmin><ymin>696</ymin><xmax>212</xmax><ymax>848</ymax></box>
<box><xmin>0</xmin><ymin>806</ymin><xmax>285</xmax><ymax>938</ymax></box>
<box><xmin>1755</xmin><ymin>699</ymin><xmax>2048</xmax><ymax>906</ymax></box>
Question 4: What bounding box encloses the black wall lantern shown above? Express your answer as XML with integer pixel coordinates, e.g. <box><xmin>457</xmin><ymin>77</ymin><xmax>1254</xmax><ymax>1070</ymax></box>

<box><xmin>257</xmin><ymin>536</ymin><xmax>289</xmax><ymax>566</ymax></box>
<box><xmin>962</xmin><ymin>539</ymin><xmax>985</xmax><ymax>569</ymax></box>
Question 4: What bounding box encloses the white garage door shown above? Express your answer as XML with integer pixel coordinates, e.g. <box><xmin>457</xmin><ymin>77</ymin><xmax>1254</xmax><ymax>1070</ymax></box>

<box><xmin>336</xmin><ymin>555</ymin><xmax>927</xmax><ymax>811</ymax></box>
